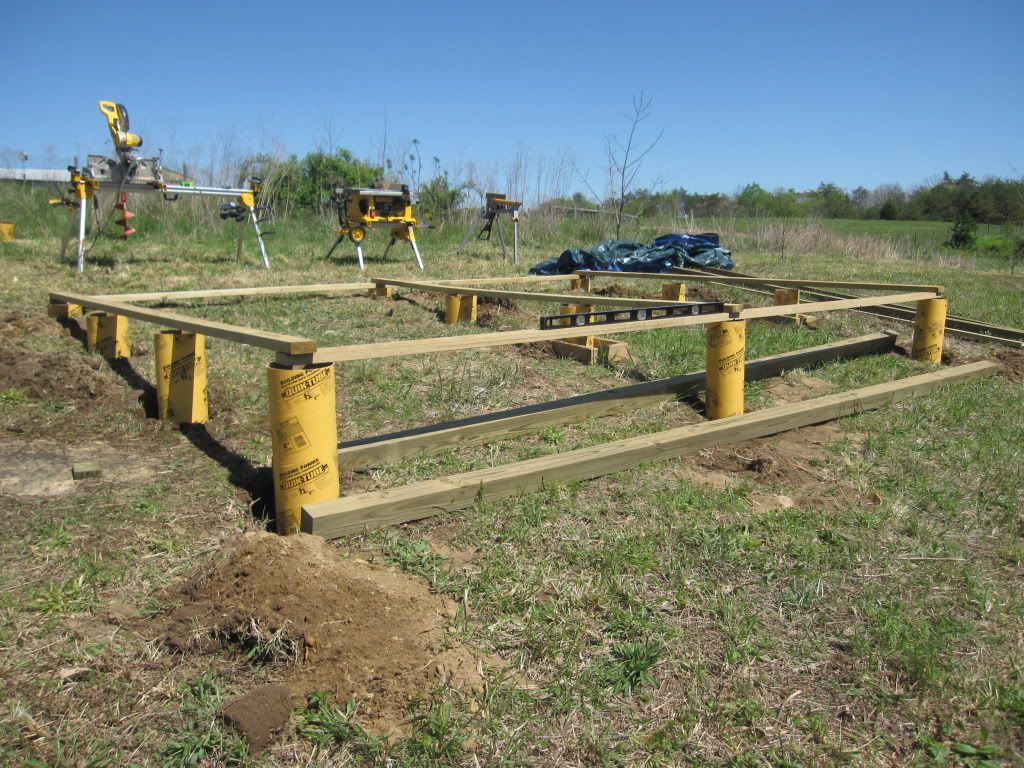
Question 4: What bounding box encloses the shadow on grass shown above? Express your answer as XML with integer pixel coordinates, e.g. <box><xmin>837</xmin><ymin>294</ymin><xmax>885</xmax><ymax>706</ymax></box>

<box><xmin>60</xmin><ymin>317</ymin><xmax>275</xmax><ymax>527</ymax></box>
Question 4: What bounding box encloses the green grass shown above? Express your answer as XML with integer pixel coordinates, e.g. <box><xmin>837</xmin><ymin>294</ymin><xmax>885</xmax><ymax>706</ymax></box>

<box><xmin>0</xmin><ymin>186</ymin><xmax>1021</xmax><ymax>765</ymax></box>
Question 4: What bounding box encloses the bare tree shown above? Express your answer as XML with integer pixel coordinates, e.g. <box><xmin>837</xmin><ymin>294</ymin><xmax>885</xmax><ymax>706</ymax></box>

<box><xmin>606</xmin><ymin>91</ymin><xmax>664</xmax><ymax>239</ymax></box>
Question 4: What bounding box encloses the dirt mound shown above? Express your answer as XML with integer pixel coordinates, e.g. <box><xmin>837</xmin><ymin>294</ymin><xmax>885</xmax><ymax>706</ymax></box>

<box><xmin>159</xmin><ymin>532</ymin><xmax>487</xmax><ymax>749</ymax></box>
<box><xmin>0</xmin><ymin>343</ymin><xmax>118</xmax><ymax>404</ymax></box>
<box><xmin>993</xmin><ymin>348</ymin><xmax>1024</xmax><ymax>381</ymax></box>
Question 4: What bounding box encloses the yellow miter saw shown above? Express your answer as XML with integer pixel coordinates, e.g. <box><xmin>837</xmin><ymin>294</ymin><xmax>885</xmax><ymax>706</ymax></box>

<box><xmin>53</xmin><ymin>100</ymin><xmax>271</xmax><ymax>272</ymax></box>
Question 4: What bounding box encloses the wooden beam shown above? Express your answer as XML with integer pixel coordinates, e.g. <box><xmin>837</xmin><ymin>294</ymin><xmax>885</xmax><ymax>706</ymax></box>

<box><xmin>91</xmin><ymin>283</ymin><xmax>375</xmax><ymax>303</ymax></box>
<box><xmin>304</xmin><ymin>361</ymin><xmax>997</xmax><ymax>538</ymax></box>
<box><xmin>371</xmin><ymin>277</ymin><xmax>681</xmax><ymax>307</ymax></box>
<box><xmin>291</xmin><ymin>291</ymin><xmax>936</xmax><ymax>363</ymax></box>
<box><xmin>661</xmin><ymin>269</ymin><xmax>943</xmax><ymax>294</ymax></box>
<box><xmin>49</xmin><ymin>292</ymin><xmax>317</xmax><ymax>355</ymax></box>
<box><xmin>90</xmin><ymin>276</ymin><xmax>569</xmax><ymax>304</ymax></box>
<box><xmin>338</xmin><ymin>332</ymin><xmax>898</xmax><ymax>468</ymax></box>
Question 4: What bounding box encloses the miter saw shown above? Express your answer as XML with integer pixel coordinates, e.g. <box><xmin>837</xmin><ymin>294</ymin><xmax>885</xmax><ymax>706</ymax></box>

<box><xmin>53</xmin><ymin>100</ymin><xmax>272</xmax><ymax>272</ymax></box>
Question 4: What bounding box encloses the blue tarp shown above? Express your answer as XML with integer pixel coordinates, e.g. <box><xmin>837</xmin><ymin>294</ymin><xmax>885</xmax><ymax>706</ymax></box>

<box><xmin>528</xmin><ymin>233</ymin><xmax>734</xmax><ymax>275</ymax></box>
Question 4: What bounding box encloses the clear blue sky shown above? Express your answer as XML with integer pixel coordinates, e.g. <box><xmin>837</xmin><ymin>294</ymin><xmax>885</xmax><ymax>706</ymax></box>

<box><xmin>2</xmin><ymin>1</ymin><xmax>1021</xmax><ymax>199</ymax></box>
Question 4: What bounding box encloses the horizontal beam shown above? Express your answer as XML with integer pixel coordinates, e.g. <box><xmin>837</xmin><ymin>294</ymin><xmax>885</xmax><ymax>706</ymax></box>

<box><xmin>49</xmin><ymin>292</ymin><xmax>316</xmax><ymax>355</ymax></box>
<box><xmin>289</xmin><ymin>291</ymin><xmax>936</xmax><ymax>363</ymax></box>
<box><xmin>338</xmin><ymin>332</ymin><xmax>898</xmax><ymax>468</ymax></box>
<box><xmin>91</xmin><ymin>282</ymin><xmax>375</xmax><ymax>303</ymax></box>
<box><xmin>304</xmin><ymin>361</ymin><xmax>998</xmax><ymax>538</ymax></box>
<box><xmin>372</xmin><ymin>277</ymin><xmax>679</xmax><ymax>307</ymax></box>
<box><xmin>89</xmin><ymin>276</ymin><xmax>568</xmax><ymax>304</ymax></box>
<box><xmin>663</xmin><ymin>268</ymin><xmax>943</xmax><ymax>294</ymax></box>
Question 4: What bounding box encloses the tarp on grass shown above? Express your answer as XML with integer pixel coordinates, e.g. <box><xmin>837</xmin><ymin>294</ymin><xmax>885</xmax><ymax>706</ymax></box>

<box><xmin>528</xmin><ymin>233</ymin><xmax>734</xmax><ymax>275</ymax></box>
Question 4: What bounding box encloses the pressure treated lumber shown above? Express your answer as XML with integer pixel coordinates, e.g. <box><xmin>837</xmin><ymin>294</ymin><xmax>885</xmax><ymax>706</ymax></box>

<box><xmin>305</xmin><ymin>360</ymin><xmax>997</xmax><ymax>538</ymax></box>
<box><xmin>289</xmin><ymin>291</ymin><xmax>936</xmax><ymax>363</ymax></box>
<box><xmin>50</xmin><ymin>292</ymin><xmax>316</xmax><ymax>355</ymax></box>
<box><xmin>659</xmin><ymin>269</ymin><xmax>943</xmax><ymax>294</ymax></box>
<box><xmin>371</xmin><ymin>277</ymin><xmax>681</xmax><ymax>307</ymax></box>
<box><xmin>338</xmin><ymin>331</ymin><xmax>898</xmax><ymax>468</ymax></box>
<box><xmin>92</xmin><ymin>283</ymin><xmax>375</xmax><ymax>303</ymax></box>
<box><xmin>91</xmin><ymin>275</ymin><xmax>569</xmax><ymax>304</ymax></box>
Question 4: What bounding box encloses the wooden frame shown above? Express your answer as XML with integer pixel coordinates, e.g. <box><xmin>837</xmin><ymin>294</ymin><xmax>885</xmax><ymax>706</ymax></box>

<box><xmin>304</xmin><ymin>361</ymin><xmax>998</xmax><ymax>538</ymax></box>
<box><xmin>338</xmin><ymin>332</ymin><xmax>898</xmax><ymax>468</ymax></box>
<box><xmin>48</xmin><ymin>271</ymin><xmax>969</xmax><ymax>540</ymax></box>
<box><xmin>576</xmin><ymin>269</ymin><xmax>944</xmax><ymax>294</ymax></box>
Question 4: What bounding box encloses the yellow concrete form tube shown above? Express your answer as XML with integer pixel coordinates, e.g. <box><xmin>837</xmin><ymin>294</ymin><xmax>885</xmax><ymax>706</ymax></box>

<box><xmin>47</xmin><ymin>302</ymin><xmax>83</xmax><ymax>320</ymax></box>
<box><xmin>705</xmin><ymin>320</ymin><xmax>746</xmax><ymax>419</ymax></box>
<box><xmin>86</xmin><ymin>312</ymin><xmax>101</xmax><ymax>352</ymax></box>
<box><xmin>154</xmin><ymin>331</ymin><xmax>209</xmax><ymax>424</ymax></box>
<box><xmin>912</xmin><ymin>297</ymin><xmax>948</xmax><ymax>363</ymax></box>
<box><xmin>662</xmin><ymin>283</ymin><xmax>686</xmax><ymax>302</ymax></box>
<box><xmin>267</xmin><ymin>363</ymin><xmax>340</xmax><ymax>535</ymax></box>
<box><xmin>96</xmin><ymin>313</ymin><xmax>130</xmax><ymax>359</ymax></box>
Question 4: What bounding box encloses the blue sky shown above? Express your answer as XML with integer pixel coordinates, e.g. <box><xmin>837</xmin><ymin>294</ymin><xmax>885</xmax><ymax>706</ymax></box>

<box><xmin>2</xmin><ymin>1</ymin><xmax>1021</xmax><ymax>200</ymax></box>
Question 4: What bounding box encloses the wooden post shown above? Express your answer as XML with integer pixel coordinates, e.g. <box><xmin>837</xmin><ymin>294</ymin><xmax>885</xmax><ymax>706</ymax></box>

<box><xmin>661</xmin><ymin>282</ymin><xmax>686</xmax><ymax>302</ymax></box>
<box><xmin>47</xmin><ymin>301</ymin><xmax>83</xmax><ymax>320</ymax></box>
<box><xmin>705</xmin><ymin>320</ymin><xmax>745</xmax><ymax>419</ymax></box>
<box><xmin>267</xmin><ymin>362</ymin><xmax>340</xmax><ymax>535</ymax></box>
<box><xmin>577</xmin><ymin>275</ymin><xmax>592</xmax><ymax>293</ymax></box>
<box><xmin>774</xmin><ymin>287</ymin><xmax>800</xmax><ymax>324</ymax></box>
<box><xmin>154</xmin><ymin>331</ymin><xmax>209</xmax><ymax>424</ymax></box>
<box><xmin>96</xmin><ymin>313</ymin><xmax>130</xmax><ymax>359</ymax></box>
<box><xmin>459</xmin><ymin>294</ymin><xmax>478</xmax><ymax>323</ymax></box>
<box><xmin>912</xmin><ymin>297</ymin><xmax>947</xmax><ymax>363</ymax></box>
<box><xmin>373</xmin><ymin>284</ymin><xmax>393</xmax><ymax>299</ymax></box>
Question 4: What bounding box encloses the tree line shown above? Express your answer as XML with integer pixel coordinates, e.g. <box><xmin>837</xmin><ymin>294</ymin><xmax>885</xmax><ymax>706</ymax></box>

<box><xmin>611</xmin><ymin>172</ymin><xmax>1024</xmax><ymax>225</ymax></box>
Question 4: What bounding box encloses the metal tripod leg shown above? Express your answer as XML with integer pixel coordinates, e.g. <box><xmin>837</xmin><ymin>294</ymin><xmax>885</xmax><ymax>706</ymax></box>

<box><xmin>325</xmin><ymin>234</ymin><xmax>345</xmax><ymax>260</ymax></box>
<box><xmin>408</xmin><ymin>229</ymin><xmax>424</xmax><ymax>270</ymax></box>
<box><xmin>382</xmin><ymin>236</ymin><xmax>396</xmax><ymax>259</ymax></box>
<box><xmin>456</xmin><ymin>216</ymin><xmax>478</xmax><ymax>254</ymax></box>
<box><xmin>75</xmin><ymin>195</ymin><xmax>88</xmax><ymax>273</ymax></box>
<box><xmin>250</xmin><ymin>208</ymin><xmax>271</xmax><ymax>268</ymax></box>
<box><xmin>513</xmin><ymin>213</ymin><xmax>520</xmax><ymax>266</ymax></box>
<box><xmin>235</xmin><ymin>218</ymin><xmax>246</xmax><ymax>260</ymax></box>
<box><xmin>496</xmin><ymin>216</ymin><xmax>508</xmax><ymax>259</ymax></box>
<box><xmin>355</xmin><ymin>243</ymin><xmax>365</xmax><ymax>270</ymax></box>
<box><xmin>59</xmin><ymin>206</ymin><xmax>76</xmax><ymax>260</ymax></box>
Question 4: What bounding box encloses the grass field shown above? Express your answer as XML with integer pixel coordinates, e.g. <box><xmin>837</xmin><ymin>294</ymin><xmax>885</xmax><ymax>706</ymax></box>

<box><xmin>0</xmin><ymin>191</ymin><xmax>1022</xmax><ymax>767</ymax></box>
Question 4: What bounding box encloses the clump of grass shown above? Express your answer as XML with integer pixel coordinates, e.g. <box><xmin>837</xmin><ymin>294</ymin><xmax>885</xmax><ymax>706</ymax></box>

<box><xmin>295</xmin><ymin>690</ymin><xmax>384</xmax><ymax>760</ymax></box>
<box><xmin>157</xmin><ymin>673</ymin><xmax>250</xmax><ymax>767</ymax></box>
<box><xmin>217</xmin><ymin>617</ymin><xmax>300</xmax><ymax>667</ymax></box>
<box><xmin>602</xmin><ymin>640</ymin><xmax>661</xmax><ymax>696</ymax></box>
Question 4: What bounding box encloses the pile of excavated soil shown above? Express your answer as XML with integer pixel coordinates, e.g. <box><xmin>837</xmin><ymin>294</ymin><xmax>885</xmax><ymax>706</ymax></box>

<box><xmin>159</xmin><ymin>532</ymin><xmax>487</xmax><ymax>749</ymax></box>
<box><xmin>0</xmin><ymin>338</ymin><xmax>120</xmax><ymax>404</ymax></box>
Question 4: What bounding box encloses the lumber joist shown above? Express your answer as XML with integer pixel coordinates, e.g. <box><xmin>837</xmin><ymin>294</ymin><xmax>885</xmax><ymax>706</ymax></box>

<box><xmin>89</xmin><ymin>276</ymin><xmax>568</xmax><ymax>304</ymax></box>
<box><xmin>91</xmin><ymin>282</ymin><xmax>376</xmax><ymax>303</ymax></box>
<box><xmin>338</xmin><ymin>332</ymin><xmax>898</xmax><ymax>468</ymax></box>
<box><xmin>50</xmin><ymin>291</ymin><xmax>317</xmax><ymax>355</ymax></box>
<box><xmin>283</xmin><ymin>291</ymin><xmax>936</xmax><ymax>364</ymax></box>
<box><xmin>305</xmin><ymin>360</ymin><xmax>997</xmax><ymax>538</ymax></box>
<box><xmin>370</xmin><ymin>277</ymin><xmax>681</xmax><ymax>307</ymax></box>
<box><xmin>661</xmin><ymin>268</ymin><xmax>943</xmax><ymax>294</ymax></box>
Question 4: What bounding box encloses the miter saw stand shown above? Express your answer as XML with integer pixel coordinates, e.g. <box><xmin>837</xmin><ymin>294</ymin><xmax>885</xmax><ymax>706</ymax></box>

<box><xmin>55</xmin><ymin>100</ymin><xmax>271</xmax><ymax>273</ymax></box>
<box><xmin>456</xmin><ymin>192</ymin><xmax>522</xmax><ymax>265</ymax></box>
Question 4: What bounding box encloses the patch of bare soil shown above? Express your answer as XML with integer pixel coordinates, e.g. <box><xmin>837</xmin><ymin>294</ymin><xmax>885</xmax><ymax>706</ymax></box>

<box><xmin>992</xmin><ymin>348</ymin><xmax>1024</xmax><ymax>381</ymax></box>
<box><xmin>690</xmin><ymin>375</ymin><xmax>872</xmax><ymax>512</ymax></box>
<box><xmin>476</xmin><ymin>296</ymin><xmax>521</xmax><ymax>327</ymax></box>
<box><xmin>0</xmin><ymin>339</ymin><xmax>121</xmax><ymax>405</ymax></box>
<box><xmin>157</xmin><ymin>532</ymin><xmax>488</xmax><ymax>749</ymax></box>
<box><xmin>0</xmin><ymin>438</ymin><xmax>157</xmax><ymax>496</ymax></box>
